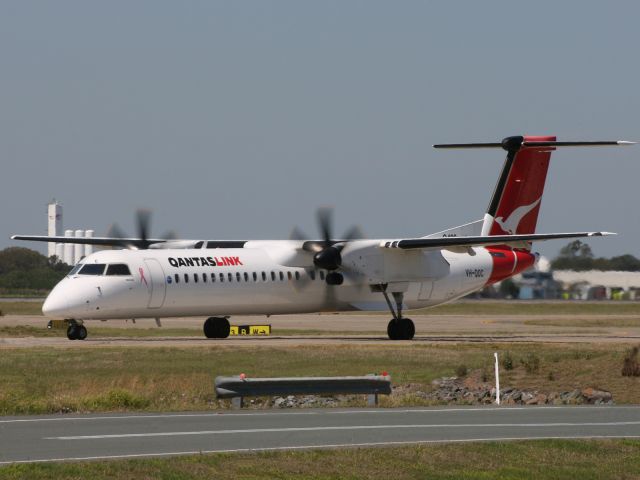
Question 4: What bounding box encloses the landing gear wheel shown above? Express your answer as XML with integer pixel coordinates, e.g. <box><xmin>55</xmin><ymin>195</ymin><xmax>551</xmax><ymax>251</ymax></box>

<box><xmin>204</xmin><ymin>317</ymin><xmax>231</xmax><ymax>339</ymax></box>
<box><xmin>66</xmin><ymin>324</ymin><xmax>78</xmax><ymax>340</ymax></box>
<box><xmin>76</xmin><ymin>325</ymin><xmax>88</xmax><ymax>340</ymax></box>
<box><xmin>387</xmin><ymin>319</ymin><xmax>399</xmax><ymax>340</ymax></box>
<box><xmin>387</xmin><ymin>318</ymin><xmax>415</xmax><ymax>340</ymax></box>
<box><xmin>401</xmin><ymin>318</ymin><xmax>415</xmax><ymax>340</ymax></box>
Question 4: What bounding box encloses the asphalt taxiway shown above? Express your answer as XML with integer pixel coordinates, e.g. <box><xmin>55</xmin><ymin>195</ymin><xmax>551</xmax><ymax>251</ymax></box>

<box><xmin>1</xmin><ymin>406</ymin><xmax>639</xmax><ymax>464</ymax></box>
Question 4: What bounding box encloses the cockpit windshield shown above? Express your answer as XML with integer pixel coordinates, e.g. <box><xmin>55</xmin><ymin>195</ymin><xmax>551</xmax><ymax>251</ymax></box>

<box><xmin>78</xmin><ymin>264</ymin><xmax>106</xmax><ymax>275</ymax></box>
<box><xmin>69</xmin><ymin>263</ymin><xmax>131</xmax><ymax>276</ymax></box>
<box><xmin>68</xmin><ymin>264</ymin><xmax>83</xmax><ymax>276</ymax></box>
<box><xmin>106</xmin><ymin>264</ymin><xmax>132</xmax><ymax>276</ymax></box>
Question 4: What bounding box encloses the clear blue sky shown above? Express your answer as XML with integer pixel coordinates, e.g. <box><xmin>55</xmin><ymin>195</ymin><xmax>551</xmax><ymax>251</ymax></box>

<box><xmin>2</xmin><ymin>1</ymin><xmax>638</xmax><ymax>259</ymax></box>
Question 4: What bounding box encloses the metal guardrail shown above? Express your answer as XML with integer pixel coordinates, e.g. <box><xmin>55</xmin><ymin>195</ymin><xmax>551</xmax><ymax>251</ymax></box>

<box><xmin>215</xmin><ymin>374</ymin><xmax>392</xmax><ymax>408</ymax></box>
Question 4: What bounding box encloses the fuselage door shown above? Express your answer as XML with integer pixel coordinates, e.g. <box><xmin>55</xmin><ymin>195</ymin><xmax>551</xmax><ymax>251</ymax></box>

<box><xmin>143</xmin><ymin>258</ymin><xmax>166</xmax><ymax>309</ymax></box>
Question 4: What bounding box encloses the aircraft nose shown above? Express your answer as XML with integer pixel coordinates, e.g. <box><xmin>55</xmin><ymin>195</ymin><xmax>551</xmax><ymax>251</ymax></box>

<box><xmin>42</xmin><ymin>290</ymin><xmax>71</xmax><ymax>317</ymax></box>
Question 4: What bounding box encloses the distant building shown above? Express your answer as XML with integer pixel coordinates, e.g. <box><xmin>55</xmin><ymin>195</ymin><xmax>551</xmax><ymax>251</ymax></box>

<box><xmin>46</xmin><ymin>200</ymin><xmax>95</xmax><ymax>265</ymax></box>
<box><xmin>553</xmin><ymin>270</ymin><xmax>640</xmax><ymax>300</ymax></box>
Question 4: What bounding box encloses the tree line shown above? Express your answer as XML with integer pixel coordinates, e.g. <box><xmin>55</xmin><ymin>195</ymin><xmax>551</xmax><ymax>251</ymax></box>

<box><xmin>0</xmin><ymin>247</ymin><xmax>70</xmax><ymax>294</ymax></box>
<box><xmin>550</xmin><ymin>240</ymin><xmax>640</xmax><ymax>272</ymax></box>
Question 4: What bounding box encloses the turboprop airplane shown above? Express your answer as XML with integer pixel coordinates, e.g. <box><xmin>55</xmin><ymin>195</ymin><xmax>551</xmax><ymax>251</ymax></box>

<box><xmin>12</xmin><ymin>135</ymin><xmax>636</xmax><ymax>341</ymax></box>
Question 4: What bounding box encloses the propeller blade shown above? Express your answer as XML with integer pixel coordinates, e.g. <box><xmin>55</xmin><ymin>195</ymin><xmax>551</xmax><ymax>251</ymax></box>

<box><xmin>342</xmin><ymin>225</ymin><xmax>364</xmax><ymax>242</ymax></box>
<box><xmin>316</xmin><ymin>207</ymin><xmax>333</xmax><ymax>247</ymax></box>
<box><xmin>136</xmin><ymin>209</ymin><xmax>152</xmax><ymax>246</ymax></box>
<box><xmin>289</xmin><ymin>227</ymin><xmax>308</xmax><ymax>241</ymax></box>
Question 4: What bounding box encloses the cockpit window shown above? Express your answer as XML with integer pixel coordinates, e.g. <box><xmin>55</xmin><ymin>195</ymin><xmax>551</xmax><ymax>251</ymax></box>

<box><xmin>106</xmin><ymin>264</ymin><xmax>132</xmax><ymax>276</ymax></box>
<box><xmin>78</xmin><ymin>264</ymin><xmax>106</xmax><ymax>275</ymax></box>
<box><xmin>68</xmin><ymin>264</ymin><xmax>83</xmax><ymax>276</ymax></box>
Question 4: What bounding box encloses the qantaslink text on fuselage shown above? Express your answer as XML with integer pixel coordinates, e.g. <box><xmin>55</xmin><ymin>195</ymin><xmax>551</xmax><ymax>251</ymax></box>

<box><xmin>167</xmin><ymin>256</ymin><xmax>243</xmax><ymax>268</ymax></box>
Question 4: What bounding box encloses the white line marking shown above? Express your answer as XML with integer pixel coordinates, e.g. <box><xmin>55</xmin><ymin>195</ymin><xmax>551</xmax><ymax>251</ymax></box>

<box><xmin>3</xmin><ymin>435</ymin><xmax>640</xmax><ymax>465</ymax></box>
<box><xmin>46</xmin><ymin>421</ymin><xmax>640</xmax><ymax>440</ymax></box>
<box><xmin>1</xmin><ymin>405</ymin><xmax>634</xmax><ymax>424</ymax></box>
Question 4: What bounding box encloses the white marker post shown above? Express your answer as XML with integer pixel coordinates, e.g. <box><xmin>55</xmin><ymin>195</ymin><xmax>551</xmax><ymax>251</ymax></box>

<box><xmin>494</xmin><ymin>352</ymin><xmax>500</xmax><ymax>405</ymax></box>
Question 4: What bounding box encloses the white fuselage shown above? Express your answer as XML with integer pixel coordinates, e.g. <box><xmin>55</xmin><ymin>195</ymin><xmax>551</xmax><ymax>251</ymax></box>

<box><xmin>42</xmin><ymin>240</ymin><xmax>496</xmax><ymax>320</ymax></box>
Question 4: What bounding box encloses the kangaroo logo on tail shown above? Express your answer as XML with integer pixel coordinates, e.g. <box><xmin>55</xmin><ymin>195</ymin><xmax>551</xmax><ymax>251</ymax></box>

<box><xmin>493</xmin><ymin>197</ymin><xmax>541</xmax><ymax>235</ymax></box>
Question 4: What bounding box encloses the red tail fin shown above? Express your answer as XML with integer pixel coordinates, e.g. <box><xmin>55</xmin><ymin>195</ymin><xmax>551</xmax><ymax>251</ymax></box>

<box><xmin>486</xmin><ymin>135</ymin><xmax>555</xmax><ymax>236</ymax></box>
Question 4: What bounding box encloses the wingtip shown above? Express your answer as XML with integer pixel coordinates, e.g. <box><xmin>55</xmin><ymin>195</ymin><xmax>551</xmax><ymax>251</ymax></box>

<box><xmin>590</xmin><ymin>232</ymin><xmax>617</xmax><ymax>237</ymax></box>
<box><xmin>617</xmin><ymin>141</ymin><xmax>637</xmax><ymax>146</ymax></box>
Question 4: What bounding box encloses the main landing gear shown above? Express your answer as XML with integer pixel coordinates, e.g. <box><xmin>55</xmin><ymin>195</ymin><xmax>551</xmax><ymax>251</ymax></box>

<box><xmin>381</xmin><ymin>290</ymin><xmax>415</xmax><ymax>341</ymax></box>
<box><xmin>203</xmin><ymin>316</ymin><xmax>231</xmax><ymax>339</ymax></box>
<box><xmin>66</xmin><ymin>320</ymin><xmax>87</xmax><ymax>341</ymax></box>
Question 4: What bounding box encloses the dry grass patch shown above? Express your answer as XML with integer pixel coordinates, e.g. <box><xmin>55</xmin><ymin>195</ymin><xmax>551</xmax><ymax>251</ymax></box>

<box><xmin>1</xmin><ymin>343</ymin><xmax>639</xmax><ymax>414</ymax></box>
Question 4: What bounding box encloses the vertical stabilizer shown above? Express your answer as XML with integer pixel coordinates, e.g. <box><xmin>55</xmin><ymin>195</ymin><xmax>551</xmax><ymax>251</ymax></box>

<box><xmin>480</xmin><ymin>135</ymin><xmax>555</xmax><ymax>236</ymax></box>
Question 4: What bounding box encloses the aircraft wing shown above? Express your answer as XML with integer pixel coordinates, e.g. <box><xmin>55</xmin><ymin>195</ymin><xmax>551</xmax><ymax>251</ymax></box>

<box><xmin>381</xmin><ymin>231</ymin><xmax>615</xmax><ymax>251</ymax></box>
<box><xmin>10</xmin><ymin>235</ymin><xmax>169</xmax><ymax>249</ymax></box>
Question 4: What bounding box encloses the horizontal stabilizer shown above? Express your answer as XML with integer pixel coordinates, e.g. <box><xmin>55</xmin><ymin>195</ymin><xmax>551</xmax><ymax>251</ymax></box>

<box><xmin>382</xmin><ymin>231</ymin><xmax>615</xmax><ymax>251</ymax></box>
<box><xmin>434</xmin><ymin>140</ymin><xmax>636</xmax><ymax>150</ymax></box>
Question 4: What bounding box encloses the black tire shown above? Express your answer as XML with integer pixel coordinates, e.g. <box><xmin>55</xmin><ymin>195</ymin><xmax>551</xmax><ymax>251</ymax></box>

<box><xmin>401</xmin><ymin>318</ymin><xmax>415</xmax><ymax>340</ymax></box>
<box><xmin>215</xmin><ymin>317</ymin><xmax>231</xmax><ymax>339</ymax></box>
<box><xmin>387</xmin><ymin>319</ymin><xmax>398</xmax><ymax>340</ymax></box>
<box><xmin>203</xmin><ymin>317</ymin><xmax>216</xmax><ymax>338</ymax></box>
<box><xmin>76</xmin><ymin>325</ymin><xmax>88</xmax><ymax>340</ymax></box>
<box><xmin>204</xmin><ymin>317</ymin><xmax>231</xmax><ymax>339</ymax></box>
<box><xmin>66</xmin><ymin>324</ymin><xmax>78</xmax><ymax>340</ymax></box>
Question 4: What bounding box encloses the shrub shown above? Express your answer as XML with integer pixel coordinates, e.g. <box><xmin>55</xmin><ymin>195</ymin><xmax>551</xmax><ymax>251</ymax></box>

<box><xmin>455</xmin><ymin>365</ymin><xmax>468</xmax><ymax>377</ymax></box>
<box><xmin>521</xmin><ymin>353</ymin><xmax>540</xmax><ymax>374</ymax></box>
<box><xmin>622</xmin><ymin>346</ymin><xmax>640</xmax><ymax>377</ymax></box>
<box><xmin>501</xmin><ymin>352</ymin><xmax>514</xmax><ymax>370</ymax></box>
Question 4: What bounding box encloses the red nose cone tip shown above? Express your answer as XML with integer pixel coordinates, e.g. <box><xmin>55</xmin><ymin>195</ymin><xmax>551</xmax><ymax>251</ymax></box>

<box><xmin>382</xmin><ymin>371</ymin><xmax>389</xmax><ymax>377</ymax></box>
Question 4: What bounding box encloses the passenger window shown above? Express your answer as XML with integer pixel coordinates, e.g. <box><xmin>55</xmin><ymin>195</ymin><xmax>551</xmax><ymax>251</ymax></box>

<box><xmin>202</xmin><ymin>273</ymin><xmax>207</xmax><ymax>283</ymax></box>
<box><xmin>244</xmin><ymin>272</ymin><xmax>249</xmax><ymax>282</ymax></box>
<box><xmin>310</xmin><ymin>271</ymin><xmax>316</xmax><ymax>281</ymax></box>
<box><xmin>78</xmin><ymin>264</ymin><xmax>106</xmax><ymax>275</ymax></box>
<box><xmin>319</xmin><ymin>271</ymin><xmax>325</xmax><ymax>280</ymax></box>
<box><xmin>174</xmin><ymin>274</ymin><xmax>179</xmax><ymax>284</ymax></box>
<box><xmin>211</xmin><ymin>273</ymin><xmax>216</xmax><ymax>283</ymax></box>
<box><xmin>236</xmin><ymin>272</ymin><xmax>241</xmax><ymax>282</ymax></box>
<box><xmin>252</xmin><ymin>272</ymin><xmax>257</xmax><ymax>281</ymax></box>
<box><xmin>106</xmin><ymin>264</ymin><xmax>131</xmax><ymax>276</ymax></box>
<box><xmin>262</xmin><ymin>272</ymin><xmax>267</xmax><ymax>281</ymax></box>
<box><xmin>271</xmin><ymin>271</ymin><xmax>276</xmax><ymax>281</ymax></box>
<box><xmin>295</xmin><ymin>271</ymin><xmax>300</xmax><ymax>281</ymax></box>
<box><xmin>279</xmin><ymin>271</ymin><xmax>284</xmax><ymax>281</ymax></box>
<box><xmin>219</xmin><ymin>273</ymin><xmax>224</xmax><ymax>283</ymax></box>
<box><xmin>228</xmin><ymin>273</ymin><xmax>233</xmax><ymax>282</ymax></box>
<box><xmin>184</xmin><ymin>273</ymin><xmax>189</xmax><ymax>283</ymax></box>
<box><xmin>194</xmin><ymin>274</ymin><xmax>198</xmax><ymax>283</ymax></box>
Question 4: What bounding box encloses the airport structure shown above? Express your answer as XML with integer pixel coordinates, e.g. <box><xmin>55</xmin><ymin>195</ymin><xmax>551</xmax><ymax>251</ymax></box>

<box><xmin>46</xmin><ymin>200</ymin><xmax>94</xmax><ymax>265</ymax></box>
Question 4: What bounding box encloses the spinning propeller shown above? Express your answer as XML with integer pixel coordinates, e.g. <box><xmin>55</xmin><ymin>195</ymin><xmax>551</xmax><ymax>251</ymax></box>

<box><xmin>107</xmin><ymin>209</ymin><xmax>177</xmax><ymax>249</ymax></box>
<box><xmin>291</xmin><ymin>207</ymin><xmax>364</xmax><ymax>286</ymax></box>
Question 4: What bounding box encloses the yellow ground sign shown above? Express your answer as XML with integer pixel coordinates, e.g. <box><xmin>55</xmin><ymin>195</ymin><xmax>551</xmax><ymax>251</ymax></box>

<box><xmin>230</xmin><ymin>324</ymin><xmax>271</xmax><ymax>336</ymax></box>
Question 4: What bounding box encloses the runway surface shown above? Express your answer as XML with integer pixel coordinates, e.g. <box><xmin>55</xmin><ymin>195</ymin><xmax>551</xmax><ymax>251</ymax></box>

<box><xmin>1</xmin><ymin>406</ymin><xmax>639</xmax><ymax>464</ymax></box>
<box><xmin>3</xmin><ymin>312</ymin><xmax>640</xmax><ymax>347</ymax></box>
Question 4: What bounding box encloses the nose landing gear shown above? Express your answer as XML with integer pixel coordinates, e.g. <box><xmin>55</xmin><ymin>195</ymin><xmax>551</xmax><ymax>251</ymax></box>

<box><xmin>66</xmin><ymin>321</ymin><xmax>88</xmax><ymax>341</ymax></box>
<box><xmin>203</xmin><ymin>317</ymin><xmax>231</xmax><ymax>339</ymax></box>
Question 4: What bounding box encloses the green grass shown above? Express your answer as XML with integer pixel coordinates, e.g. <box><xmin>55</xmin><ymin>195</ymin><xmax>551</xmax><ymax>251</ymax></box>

<box><xmin>1</xmin><ymin>343</ymin><xmax>639</xmax><ymax>415</ymax></box>
<box><xmin>1</xmin><ymin>440</ymin><xmax>639</xmax><ymax>479</ymax></box>
<box><xmin>0</xmin><ymin>302</ymin><xmax>43</xmax><ymax>316</ymax></box>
